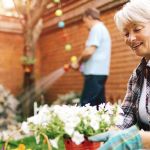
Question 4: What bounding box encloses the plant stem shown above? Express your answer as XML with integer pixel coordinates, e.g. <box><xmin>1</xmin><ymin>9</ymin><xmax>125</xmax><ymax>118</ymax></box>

<box><xmin>41</xmin><ymin>133</ymin><xmax>52</xmax><ymax>150</ymax></box>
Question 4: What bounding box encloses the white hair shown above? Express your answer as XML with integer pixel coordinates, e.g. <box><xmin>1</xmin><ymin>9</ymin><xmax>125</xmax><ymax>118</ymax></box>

<box><xmin>114</xmin><ymin>0</ymin><xmax>150</xmax><ymax>32</ymax></box>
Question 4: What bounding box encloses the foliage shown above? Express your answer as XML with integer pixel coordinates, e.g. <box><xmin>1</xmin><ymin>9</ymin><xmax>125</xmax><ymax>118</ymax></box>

<box><xmin>0</xmin><ymin>136</ymin><xmax>65</xmax><ymax>150</ymax></box>
<box><xmin>21</xmin><ymin>56</ymin><xmax>36</xmax><ymax>65</ymax></box>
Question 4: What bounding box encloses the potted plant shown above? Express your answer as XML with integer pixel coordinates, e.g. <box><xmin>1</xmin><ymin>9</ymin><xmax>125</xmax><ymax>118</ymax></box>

<box><xmin>21</xmin><ymin>56</ymin><xmax>36</xmax><ymax>73</ymax></box>
<box><xmin>21</xmin><ymin>103</ymin><xmax>123</xmax><ymax>150</ymax></box>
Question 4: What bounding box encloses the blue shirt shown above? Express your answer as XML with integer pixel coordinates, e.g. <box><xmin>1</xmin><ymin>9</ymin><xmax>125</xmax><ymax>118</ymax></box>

<box><xmin>82</xmin><ymin>22</ymin><xmax>111</xmax><ymax>75</ymax></box>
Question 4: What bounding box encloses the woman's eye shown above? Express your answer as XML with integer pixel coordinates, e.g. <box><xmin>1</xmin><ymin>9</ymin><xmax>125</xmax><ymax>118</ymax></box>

<box><xmin>124</xmin><ymin>32</ymin><xmax>129</xmax><ymax>37</ymax></box>
<box><xmin>134</xmin><ymin>27</ymin><xmax>143</xmax><ymax>32</ymax></box>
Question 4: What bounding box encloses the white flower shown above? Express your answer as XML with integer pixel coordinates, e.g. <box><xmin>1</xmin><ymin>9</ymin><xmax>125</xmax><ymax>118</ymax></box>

<box><xmin>27</xmin><ymin>113</ymin><xmax>50</xmax><ymax>125</ymax></box>
<box><xmin>103</xmin><ymin>114</ymin><xmax>111</xmax><ymax>124</ymax></box>
<box><xmin>38</xmin><ymin>104</ymin><xmax>50</xmax><ymax>115</ymax></box>
<box><xmin>99</xmin><ymin>103</ymin><xmax>106</xmax><ymax>110</ymax></box>
<box><xmin>115</xmin><ymin>115</ymin><xmax>124</xmax><ymax>126</ymax></box>
<box><xmin>72</xmin><ymin>131</ymin><xmax>84</xmax><ymax>145</ymax></box>
<box><xmin>64</xmin><ymin>126</ymin><xmax>74</xmax><ymax>136</ymax></box>
<box><xmin>117</xmin><ymin>106</ymin><xmax>124</xmax><ymax>114</ymax></box>
<box><xmin>21</xmin><ymin>121</ymin><xmax>30</xmax><ymax>134</ymax></box>
<box><xmin>49</xmin><ymin>137</ymin><xmax>59</xmax><ymax>149</ymax></box>
<box><xmin>105</xmin><ymin>103</ymin><xmax>113</xmax><ymax>114</ymax></box>
<box><xmin>1</xmin><ymin>131</ymin><xmax>9</xmax><ymax>141</ymax></box>
<box><xmin>27</xmin><ymin>115</ymin><xmax>40</xmax><ymax>124</ymax></box>
<box><xmin>90</xmin><ymin>120</ymin><xmax>99</xmax><ymax>131</ymax></box>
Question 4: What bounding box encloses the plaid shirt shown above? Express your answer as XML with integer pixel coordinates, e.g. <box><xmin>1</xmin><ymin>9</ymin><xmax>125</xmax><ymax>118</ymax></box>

<box><xmin>118</xmin><ymin>58</ymin><xmax>150</xmax><ymax>130</ymax></box>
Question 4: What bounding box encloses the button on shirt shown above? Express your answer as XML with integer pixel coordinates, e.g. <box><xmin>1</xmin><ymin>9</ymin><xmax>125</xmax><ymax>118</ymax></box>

<box><xmin>82</xmin><ymin>22</ymin><xmax>111</xmax><ymax>75</ymax></box>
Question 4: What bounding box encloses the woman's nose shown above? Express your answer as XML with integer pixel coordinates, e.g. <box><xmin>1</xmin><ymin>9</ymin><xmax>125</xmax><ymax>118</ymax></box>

<box><xmin>126</xmin><ymin>33</ymin><xmax>136</xmax><ymax>46</ymax></box>
<box><xmin>129</xmin><ymin>33</ymin><xmax>136</xmax><ymax>42</ymax></box>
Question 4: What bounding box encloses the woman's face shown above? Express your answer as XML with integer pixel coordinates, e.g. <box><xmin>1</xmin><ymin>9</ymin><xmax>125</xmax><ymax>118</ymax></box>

<box><xmin>123</xmin><ymin>22</ymin><xmax>150</xmax><ymax>59</ymax></box>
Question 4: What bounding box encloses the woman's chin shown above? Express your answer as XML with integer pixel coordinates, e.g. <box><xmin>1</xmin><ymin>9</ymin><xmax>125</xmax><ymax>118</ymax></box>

<box><xmin>134</xmin><ymin>52</ymin><xmax>146</xmax><ymax>57</ymax></box>
<box><xmin>134</xmin><ymin>49</ymin><xmax>147</xmax><ymax>57</ymax></box>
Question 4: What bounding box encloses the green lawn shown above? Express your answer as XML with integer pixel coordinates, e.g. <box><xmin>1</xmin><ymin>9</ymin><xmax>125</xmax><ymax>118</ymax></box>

<box><xmin>0</xmin><ymin>136</ymin><xmax>65</xmax><ymax>150</ymax></box>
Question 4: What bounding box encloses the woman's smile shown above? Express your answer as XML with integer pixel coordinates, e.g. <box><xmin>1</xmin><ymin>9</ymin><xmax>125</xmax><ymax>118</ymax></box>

<box><xmin>131</xmin><ymin>41</ymin><xmax>143</xmax><ymax>51</ymax></box>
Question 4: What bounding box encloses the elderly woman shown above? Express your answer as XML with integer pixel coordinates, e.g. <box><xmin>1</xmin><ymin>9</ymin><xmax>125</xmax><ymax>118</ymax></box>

<box><xmin>89</xmin><ymin>0</ymin><xmax>150</xmax><ymax>149</ymax></box>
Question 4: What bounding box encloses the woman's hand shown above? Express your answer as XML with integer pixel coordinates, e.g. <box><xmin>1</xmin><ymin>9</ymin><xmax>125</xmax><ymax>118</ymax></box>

<box><xmin>88</xmin><ymin>125</ymin><xmax>142</xmax><ymax>150</ymax></box>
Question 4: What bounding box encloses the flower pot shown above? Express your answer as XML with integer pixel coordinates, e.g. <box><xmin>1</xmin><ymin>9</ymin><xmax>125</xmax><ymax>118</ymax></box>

<box><xmin>64</xmin><ymin>139</ymin><xmax>100</xmax><ymax>150</ymax></box>
<box><xmin>22</xmin><ymin>64</ymin><xmax>34</xmax><ymax>73</ymax></box>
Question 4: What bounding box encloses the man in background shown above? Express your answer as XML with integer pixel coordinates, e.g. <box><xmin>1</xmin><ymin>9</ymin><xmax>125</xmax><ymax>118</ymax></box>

<box><xmin>72</xmin><ymin>8</ymin><xmax>111</xmax><ymax>106</ymax></box>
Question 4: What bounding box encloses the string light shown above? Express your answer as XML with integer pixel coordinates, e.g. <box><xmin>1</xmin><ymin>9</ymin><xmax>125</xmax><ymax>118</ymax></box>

<box><xmin>53</xmin><ymin>0</ymin><xmax>61</xmax><ymax>3</ymax></box>
<box><xmin>58</xmin><ymin>21</ymin><xmax>65</xmax><ymax>28</ymax></box>
<box><xmin>53</xmin><ymin>0</ymin><xmax>75</xmax><ymax>69</ymax></box>
<box><xmin>65</xmin><ymin>43</ymin><xmax>72</xmax><ymax>52</ymax></box>
<box><xmin>55</xmin><ymin>9</ymin><xmax>63</xmax><ymax>17</ymax></box>
<box><xmin>70</xmin><ymin>56</ymin><xmax>77</xmax><ymax>64</ymax></box>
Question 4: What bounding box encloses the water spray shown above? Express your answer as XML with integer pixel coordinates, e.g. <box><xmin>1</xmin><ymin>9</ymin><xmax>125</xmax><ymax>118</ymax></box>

<box><xmin>19</xmin><ymin>56</ymin><xmax>79</xmax><ymax>104</ymax></box>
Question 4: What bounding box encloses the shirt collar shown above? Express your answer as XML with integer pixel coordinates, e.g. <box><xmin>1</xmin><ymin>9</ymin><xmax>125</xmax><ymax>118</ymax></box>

<box><xmin>136</xmin><ymin>57</ymin><xmax>147</xmax><ymax>75</ymax></box>
<box><xmin>147</xmin><ymin>60</ymin><xmax>150</xmax><ymax>67</ymax></box>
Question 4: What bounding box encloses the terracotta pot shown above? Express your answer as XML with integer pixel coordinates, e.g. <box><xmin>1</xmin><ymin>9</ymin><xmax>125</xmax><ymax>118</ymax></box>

<box><xmin>22</xmin><ymin>64</ymin><xmax>34</xmax><ymax>73</ymax></box>
<box><xmin>64</xmin><ymin>138</ymin><xmax>100</xmax><ymax>150</ymax></box>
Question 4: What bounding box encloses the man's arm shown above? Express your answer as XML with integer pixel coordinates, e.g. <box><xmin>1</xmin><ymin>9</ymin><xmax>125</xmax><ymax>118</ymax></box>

<box><xmin>71</xmin><ymin>46</ymin><xmax>96</xmax><ymax>70</ymax></box>
<box><xmin>78</xmin><ymin>46</ymin><xmax>96</xmax><ymax>65</ymax></box>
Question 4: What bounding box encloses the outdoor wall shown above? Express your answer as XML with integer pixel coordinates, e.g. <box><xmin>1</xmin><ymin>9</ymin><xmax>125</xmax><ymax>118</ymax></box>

<box><xmin>0</xmin><ymin>31</ymin><xmax>41</xmax><ymax>96</ymax></box>
<box><xmin>0</xmin><ymin>32</ymin><xmax>24</xmax><ymax>95</ymax></box>
<box><xmin>39</xmin><ymin>5</ymin><xmax>140</xmax><ymax>103</ymax></box>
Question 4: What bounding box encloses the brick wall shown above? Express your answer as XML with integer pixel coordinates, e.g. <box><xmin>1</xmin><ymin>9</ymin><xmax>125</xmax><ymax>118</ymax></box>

<box><xmin>0</xmin><ymin>32</ymin><xmax>41</xmax><ymax>96</ymax></box>
<box><xmin>39</xmin><ymin>6</ymin><xmax>140</xmax><ymax>103</ymax></box>
<box><xmin>0</xmin><ymin>32</ymin><xmax>24</xmax><ymax>95</ymax></box>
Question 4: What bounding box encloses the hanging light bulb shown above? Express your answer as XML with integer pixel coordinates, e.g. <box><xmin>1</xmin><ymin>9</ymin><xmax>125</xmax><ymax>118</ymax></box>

<box><xmin>65</xmin><ymin>43</ymin><xmax>72</xmax><ymax>52</ymax></box>
<box><xmin>55</xmin><ymin>9</ymin><xmax>63</xmax><ymax>17</ymax></box>
<box><xmin>70</xmin><ymin>56</ymin><xmax>78</xmax><ymax>64</ymax></box>
<box><xmin>53</xmin><ymin>0</ymin><xmax>61</xmax><ymax>3</ymax></box>
<box><xmin>58</xmin><ymin>21</ymin><xmax>65</xmax><ymax>28</ymax></box>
